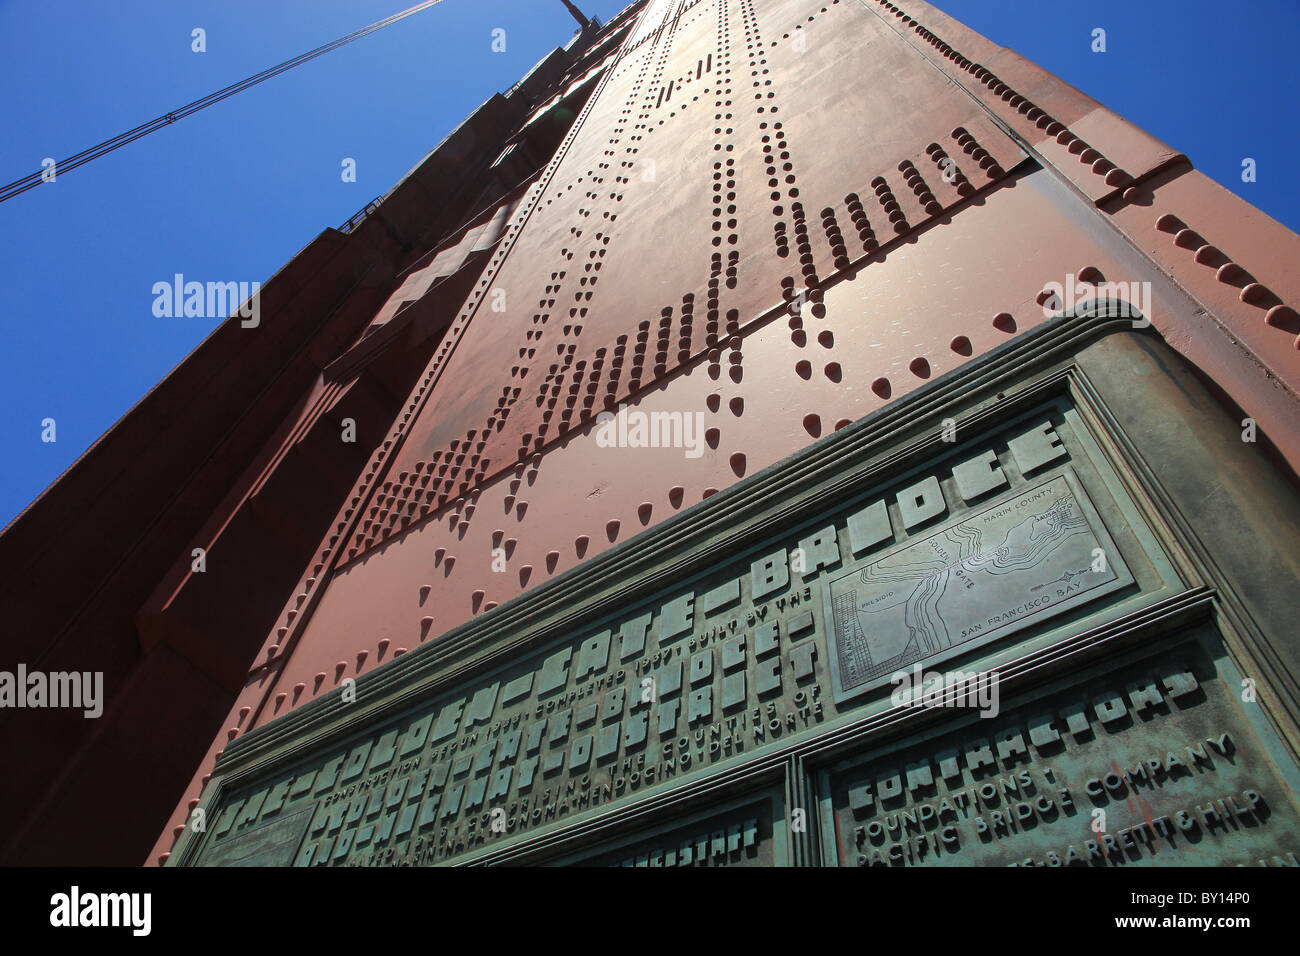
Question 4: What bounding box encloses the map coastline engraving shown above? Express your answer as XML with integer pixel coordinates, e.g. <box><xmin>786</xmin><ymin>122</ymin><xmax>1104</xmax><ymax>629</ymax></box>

<box><xmin>828</xmin><ymin>473</ymin><xmax>1129</xmax><ymax>694</ymax></box>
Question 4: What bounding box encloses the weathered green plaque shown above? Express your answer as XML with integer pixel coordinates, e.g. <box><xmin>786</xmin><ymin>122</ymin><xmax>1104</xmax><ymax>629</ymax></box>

<box><xmin>822</xmin><ymin>636</ymin><xmax>1300</xmax><ymax>867</ymax></box>
<box><xmin>199</xmin><ymin>807</ymin><xmax>314</xmax><ymax>867</ymax></box>
<box><xmin>559</xmin><ymin>796</ymin><xmax>782</xmax><ymax>867</ymax></box>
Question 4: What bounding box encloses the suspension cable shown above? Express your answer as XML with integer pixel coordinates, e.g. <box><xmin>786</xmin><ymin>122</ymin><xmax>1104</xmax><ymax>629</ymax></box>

<box><xmin>0</xmin><ymin>0</ymin><xmax>449</xmax><ymax>204</ymax></box>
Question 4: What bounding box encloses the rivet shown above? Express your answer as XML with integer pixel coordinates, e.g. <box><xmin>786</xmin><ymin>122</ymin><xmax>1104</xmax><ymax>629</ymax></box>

<box><xmin>1216</xmin><ymin>262</ymin><xmax>1244</xmax><ymax>283</ymax></box>
<box><xmin>1265</xmin><ymin>305</ymin><xmax>1298</xmax><ymax>327</ymax></box>
<box><xmin>1155</xmin><ymin>213</ymin><xmax>1184</xmax><ymax>233</ymax></box>
<box><xmin>1240</xmin><ymin>283</ymin><xmax>1268</xmax><ymax>304</ymax></box>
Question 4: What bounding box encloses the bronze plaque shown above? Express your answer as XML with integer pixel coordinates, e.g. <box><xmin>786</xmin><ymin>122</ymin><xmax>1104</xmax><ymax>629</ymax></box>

<box><xmin>826</xmin><ymin>471</ymin><xmax>1131</xmax><ymax>701</ymax></box>
<box><xmin>564</xmin><ymin>797</ymin><xmax>780</xmax><ymax>867</ymax></box>
<box><xmin>823</xmin><ymin>640</ymin><xmax>1300</xmax><ymax>867</ymax></box>
<box><xmin>199</xmin><ymin>807</ymin><xmax>313</xmax><ymax>867</ymax></box>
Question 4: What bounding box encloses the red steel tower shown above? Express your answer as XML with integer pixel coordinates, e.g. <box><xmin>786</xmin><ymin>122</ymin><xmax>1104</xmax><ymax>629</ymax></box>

<box><xmin>3</xmin><ymin>0</ymin><xmax>1298</xmax><ymax>868</ymax></box>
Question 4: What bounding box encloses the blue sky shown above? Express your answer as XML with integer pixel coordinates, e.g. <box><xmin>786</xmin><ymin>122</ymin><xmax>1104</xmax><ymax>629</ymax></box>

<box><xmin>1</xmin><ymin>0</ymin><xmax>1296</xmax><ymax>529</ymax></box>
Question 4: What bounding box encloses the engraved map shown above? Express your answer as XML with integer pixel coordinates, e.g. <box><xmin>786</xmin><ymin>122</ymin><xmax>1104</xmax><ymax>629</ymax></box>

<box><xmin>828</xmin><ymin>473</ymin><xmax>1130</xmax><ymax>693</ymax></box>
